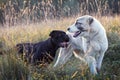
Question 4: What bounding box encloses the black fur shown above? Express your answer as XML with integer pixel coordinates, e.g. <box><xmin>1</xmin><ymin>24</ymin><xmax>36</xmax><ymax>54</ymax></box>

<box><xmin>16</xmin><ymin>30</ymin><xmax>69</xmax><ymax>64</ymax></box>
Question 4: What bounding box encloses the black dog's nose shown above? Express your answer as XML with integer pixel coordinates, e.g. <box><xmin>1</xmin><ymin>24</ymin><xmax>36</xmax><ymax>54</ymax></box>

<box><xmin>66</xmin><ymin>35</ymin><xmax>70</xmax><ymax>42</ymax></box>
<box><xmin>67</xmin><ymin>28</ymin><xmax>70</xmax><ymax>31</ymax></box>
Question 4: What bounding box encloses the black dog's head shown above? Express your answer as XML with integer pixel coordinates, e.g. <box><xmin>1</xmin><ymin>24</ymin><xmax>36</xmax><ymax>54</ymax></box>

<box><xmin>49</xmin><ymin>30</ymin><xmax>69</xmax><ymax>48</ymax></box>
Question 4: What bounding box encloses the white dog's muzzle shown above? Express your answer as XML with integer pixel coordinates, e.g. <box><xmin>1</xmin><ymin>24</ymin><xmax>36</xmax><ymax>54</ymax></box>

<box><xmin>67</xmin><ymin>26</ymin><xmax>88</xmax><ymax>38</ymax></box>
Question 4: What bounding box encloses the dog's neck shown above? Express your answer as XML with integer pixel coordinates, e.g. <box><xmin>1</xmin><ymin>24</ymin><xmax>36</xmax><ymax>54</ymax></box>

<box><xmin>87</xmin><ymin>31</ymin><xmax>99</xmax><ymax>43</ymax></box>
<box><xmin>50</xmin><ymin>38</ymin><xmax>59</xmax><ymax>50</ymax></box>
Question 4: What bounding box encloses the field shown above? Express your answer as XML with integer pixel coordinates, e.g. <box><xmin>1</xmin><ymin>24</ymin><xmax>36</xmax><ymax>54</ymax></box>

<box><xmin>0</xmin><ymin>15</ymin><xmax>120</xmax><ymax>80</ymax></box>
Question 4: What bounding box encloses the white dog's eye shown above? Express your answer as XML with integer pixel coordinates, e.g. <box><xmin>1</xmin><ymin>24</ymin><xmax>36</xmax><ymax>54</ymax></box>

<box><xmin>75</xmin><ymin>22</ymin><xmax>82</xmax><ymax>25</ymax></box>
<box><xmin>77</xmin><ymin>26</ymin><xmax>84</xmax><ymax>31</ymax></box>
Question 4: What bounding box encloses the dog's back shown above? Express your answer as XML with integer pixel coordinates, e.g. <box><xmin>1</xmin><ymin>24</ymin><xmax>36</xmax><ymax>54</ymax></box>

<box><xmin>16</xmin><ymin>43</ymin><xmax>34</xmax><ymax>54</ymax></box>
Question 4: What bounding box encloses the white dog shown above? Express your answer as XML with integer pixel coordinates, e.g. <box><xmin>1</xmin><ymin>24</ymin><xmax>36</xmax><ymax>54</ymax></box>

<box><xmin>54</xmin><ymin>15</ymin><xmax>108</xmax><ymax>75</ymax></box>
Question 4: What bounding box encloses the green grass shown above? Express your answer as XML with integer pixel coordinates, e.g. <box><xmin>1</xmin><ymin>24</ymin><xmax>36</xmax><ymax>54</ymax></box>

<box><xmin>0</xmin><ymin>15</ymin><xmax>120</xmax><ymax>80</ymax></box>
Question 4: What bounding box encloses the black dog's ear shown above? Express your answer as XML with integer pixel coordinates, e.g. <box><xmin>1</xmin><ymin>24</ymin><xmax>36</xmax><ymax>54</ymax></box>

<box><xmin>88</xmin><ymin>17</ymin><xmax>94</xmax><ymax>25</ymax></box>
<box><xmin>49</xmin><ymin>31</ymin><xmax>56</xmax><ymax>37</ymax></box>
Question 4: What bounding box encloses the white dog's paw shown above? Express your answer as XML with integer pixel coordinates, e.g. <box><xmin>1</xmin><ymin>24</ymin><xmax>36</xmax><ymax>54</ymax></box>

<box><xmin>90</xmin><ymin>63</ymin><xmax>98</xmax><ymax>75</ymax></box>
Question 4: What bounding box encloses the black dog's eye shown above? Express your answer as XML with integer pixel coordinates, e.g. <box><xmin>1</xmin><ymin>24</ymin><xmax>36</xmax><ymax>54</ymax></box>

<box><xmin>59</xmin><ymin>33</ymin><xmax>65</xmax><ymax>37</ymax></box>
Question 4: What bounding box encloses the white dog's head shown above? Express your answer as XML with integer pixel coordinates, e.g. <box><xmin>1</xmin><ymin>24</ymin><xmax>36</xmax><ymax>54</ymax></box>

<box><xmin>67</xmin><ymin>15</ymin><xmax>94</xmax><ymax>38</ymax></box>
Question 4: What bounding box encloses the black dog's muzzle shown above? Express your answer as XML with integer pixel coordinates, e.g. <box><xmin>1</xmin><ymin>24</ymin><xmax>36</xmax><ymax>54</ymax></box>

<box><xmin>59</xmin><ymin>35</ymin><xmax>69</xmax><ymax>48</ymax></box>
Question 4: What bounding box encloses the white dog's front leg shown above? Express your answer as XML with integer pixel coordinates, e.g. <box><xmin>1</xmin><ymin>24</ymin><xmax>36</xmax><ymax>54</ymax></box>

<box><xmin>96</xmin><ymin>51</ymin><xmax>105</xmax><ymax>73</ymax></box>
<box><xmin>73</xmin><ymin>51</ymin><xmax>97</xmax><ymax>75</ymax></box>
<box><xmin>85</xmin><ymin>56</ymin><xmax>97</xmax><ymax>75</ymax></box>
<box><xmin>53</xmin><ymin>48</ymin><xmax>62</xmax><ymax>67</ymax></box>
<box><xmin>54</xmin><ymin>45</ymin><xmax>73</xmax><ymax>67</ymax></box>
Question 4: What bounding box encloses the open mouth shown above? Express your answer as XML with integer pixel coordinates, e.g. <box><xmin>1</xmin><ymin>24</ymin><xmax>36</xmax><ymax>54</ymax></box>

<box><xmin>60</xmin><ymin>42</ymin><xmax>69</xmax><ymax>48</ymax></box>
<box><xmin>73</xmin><ymin>31</ymin><xmax>81</xmax><ymax>37</ymax></box>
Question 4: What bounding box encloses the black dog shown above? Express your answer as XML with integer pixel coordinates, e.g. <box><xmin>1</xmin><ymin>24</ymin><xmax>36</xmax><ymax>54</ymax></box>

<box><xmin>16</xmin><ymin>30</ymin><xmax>69</xmax><ymax>64</ymax></box>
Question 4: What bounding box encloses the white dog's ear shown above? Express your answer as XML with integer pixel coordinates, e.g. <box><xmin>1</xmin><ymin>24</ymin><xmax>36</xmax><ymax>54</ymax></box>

<box><xmin>88</xmin><ymin>17</ymin><xmax>94</xmax><ymax>25</ymax></box>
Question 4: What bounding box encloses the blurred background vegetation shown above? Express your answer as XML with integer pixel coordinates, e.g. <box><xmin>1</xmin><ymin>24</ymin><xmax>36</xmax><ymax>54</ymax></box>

<box><xmin>0</xmin><ymin>0</ymin><xmax>120</xmax><ymax>27</ymax></box>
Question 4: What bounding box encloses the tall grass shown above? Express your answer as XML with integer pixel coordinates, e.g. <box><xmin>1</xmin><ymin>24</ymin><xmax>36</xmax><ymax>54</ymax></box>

<box><xmin>0</xmin><ymin>49</ymin><xmax>29</xmax><ymax>80</ymax></box>
<box><xmin>0</xmin><ymin>15</ymin><xmax>120</xmax><ymax>79</ymax></box>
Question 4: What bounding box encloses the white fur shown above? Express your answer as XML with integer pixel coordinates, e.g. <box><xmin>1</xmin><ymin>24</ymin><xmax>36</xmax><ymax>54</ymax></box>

<box><xmin>54</xmin><ymin>15</ymin><xmax>108</xmax><ymax>75</ymax></box>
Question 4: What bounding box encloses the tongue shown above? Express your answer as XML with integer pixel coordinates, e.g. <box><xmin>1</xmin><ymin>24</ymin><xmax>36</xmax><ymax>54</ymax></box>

<box><xmin>73</xmin><ymin>31</ymin><xmax>81</xmax><ymax>37</ymax></box>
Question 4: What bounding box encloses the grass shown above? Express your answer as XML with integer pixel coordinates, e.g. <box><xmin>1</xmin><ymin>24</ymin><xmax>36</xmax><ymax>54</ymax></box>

<box><xmin>0</xmin><ymin>15</ymin><xmax>120</xmax><ymax>80</ymax></box>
